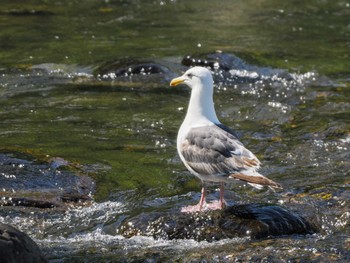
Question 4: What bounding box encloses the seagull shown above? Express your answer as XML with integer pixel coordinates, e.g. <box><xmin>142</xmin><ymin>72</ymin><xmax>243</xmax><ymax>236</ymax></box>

<box><xmin>170</xmin><ymin>66</ymin><xmax>282</xmax><ymax>213</ymax></box>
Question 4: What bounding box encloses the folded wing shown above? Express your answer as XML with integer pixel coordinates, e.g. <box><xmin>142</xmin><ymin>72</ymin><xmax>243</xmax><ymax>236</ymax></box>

<box><xmin>180</xmin><ymin>124</ymin><xmax>281</xmax><ymax>188</ymax></box>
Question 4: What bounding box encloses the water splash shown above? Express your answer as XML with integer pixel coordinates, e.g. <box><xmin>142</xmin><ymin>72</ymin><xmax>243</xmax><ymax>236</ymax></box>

<box><xmin>0</xmin><ymin>201</ymin><xmax>125</xmax><ymax>239</ymax></box>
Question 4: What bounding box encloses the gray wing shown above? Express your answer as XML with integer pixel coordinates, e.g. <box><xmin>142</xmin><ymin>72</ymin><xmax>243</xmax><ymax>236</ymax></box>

<box><xmin>180</xmin><ymin>124</ymin><xmax>261</xmax><ymax>176</ymax></box>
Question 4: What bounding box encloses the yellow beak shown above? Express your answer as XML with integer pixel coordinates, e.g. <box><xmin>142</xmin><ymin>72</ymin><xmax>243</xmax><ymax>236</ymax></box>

<box><xmin>170</xmin><ymin>76</ymin><xmax>185</xmax><ymax>87</ymax></box>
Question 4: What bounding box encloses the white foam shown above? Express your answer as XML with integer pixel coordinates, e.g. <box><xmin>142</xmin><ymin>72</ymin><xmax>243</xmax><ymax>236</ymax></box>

<box><xmin>0</xmin><ymin>200</ymin><xmax>126</xmax><ymax>239</ymax></box>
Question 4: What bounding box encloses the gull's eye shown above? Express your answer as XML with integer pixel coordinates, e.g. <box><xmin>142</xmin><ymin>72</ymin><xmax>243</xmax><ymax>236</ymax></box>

<box><xmin>187</xmin><ymin>73</ymin><xmax>193</xmax><ymax>78</ymax></box>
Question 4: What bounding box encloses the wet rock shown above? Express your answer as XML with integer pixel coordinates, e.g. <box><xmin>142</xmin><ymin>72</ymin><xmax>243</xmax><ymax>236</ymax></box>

<box><xmin>0</xmin><ymin>151</ymin><xmax>95</xmax><ymax>209</ymax></box>
<box><xmin>0</xmin><ymin>197</ymin><xmax>59</xmax><ymax>209</ymax></box>
<box><xmin>0</xmin><ymin>223</ymin><xmax>47</xmax><ymax>263</ymax></box>
<box><xmin>119</xmin><ymin>204</ymin><xmax>318</xmax><ymax>241</ymax></box>
<box><xmin>182</xmin><ymin>52</ymin><xmax>248</xmax><ymax>71</ymax></box>
<box><xmin>318</xmin><ymin>125</ymin><xmax>350</xmax><ymax>140</ymax></box>
<box><xmin>95</xmin><ymin>59</ymin><xmax>173</xmax><ymax>83</ymax></box>
<box><xmin>0</xmin><ymin>9</ymin><xmax>54</xmax><ymax>16</ymax></box>
<box><xmin>182</xmin><ymin>52</ymin><xmax>293</xmax><ymax>83</ymax></box>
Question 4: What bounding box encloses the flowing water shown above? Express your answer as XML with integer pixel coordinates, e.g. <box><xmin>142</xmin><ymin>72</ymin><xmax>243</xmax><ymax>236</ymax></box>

<box><xmin>0</xmin><ymin>0</ymin><xmax>349</xmax><ymax>262</ymax></box>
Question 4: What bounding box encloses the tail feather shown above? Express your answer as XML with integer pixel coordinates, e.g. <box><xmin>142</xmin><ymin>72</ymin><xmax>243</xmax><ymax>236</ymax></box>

<box><xmin>230</xmin><ymin>173</ymin><xmax>282</xmax><ymax>189</ymax></box>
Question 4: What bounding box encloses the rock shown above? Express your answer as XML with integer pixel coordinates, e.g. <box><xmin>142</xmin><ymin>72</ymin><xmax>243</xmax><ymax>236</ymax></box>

<box><xmin>95</xmin><ymin>59</ymin><xmax>172</xmax><ymax>82</ymax></box>
<box><xmin>0</xmin><ymin>223</ymin><xmax>47</xmax><ymax>263</ymax></box>
<box><xmin>0</xmin><ymin>9</ymin><xmax>54</xmax><ymax>17</ymax></box>
<box><xmin>182</xmin><ymin>52</ymin><xmax>249</xmax><ymax>71</ymax></box>
<box><xmin>91</xmin><ymin>59</ymin><xmax>181</xmax><ymax>89</ymax></box>
<box><xmin>182</xmin><ymin>52</ymin><xmax>293</xmax><ymax>83</ymax></box>
<box><xmin>92</xmin><ymin>52</ymin><xmax>295</xmax><ymax>87</ymax></box>
<box><xmin>118</xmin><ymin>203</ymin><xmax>319</xmax><ymax>241</ymax></box>
<box><xmin>0</xmin><ymin>151</ymin><xmax>95</xmax><ymax>209</ymax></box>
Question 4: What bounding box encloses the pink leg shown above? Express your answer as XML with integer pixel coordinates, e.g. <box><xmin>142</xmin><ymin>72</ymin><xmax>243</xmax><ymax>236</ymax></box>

<box><xmin>198</xmin><ymin>186</ymin><xmax>207</xmax><ymax>211</ymax></box>
<box><xmin>181</xmin><ymin>184</ymin><xmax>226</xmax><ymax>213</ymax></box>
<box><xmin>205</xmin><ymin>183</ymin><xmax>226</xmax><ymax>210</ymax></box>
<box><xmin>181</xmin><ymin>185</ymin><xmax>207</xmax><ymax>213</ymax></box>
<box><xmin>219</xmin><ymin>182</ymin><xmax>225</xmax><ymax>209</ymax></box>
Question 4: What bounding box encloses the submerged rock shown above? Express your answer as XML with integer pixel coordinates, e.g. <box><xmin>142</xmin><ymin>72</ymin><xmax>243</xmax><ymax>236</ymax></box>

<box><xmin>0</xmin><ymin>151</ymin><xmax>95</xmax><ymax>209</ymax></box>
<box><xmin>182</xmin><ymin>52</ymin><xmax>248</xmax><ymax>71</ymax></box>
<box><xmin>0</xmin><ymin>9</ymin><xmax>54</xmax><ymax>16</ymax></box>
<box><xmin>182</xmin><ymin>52</ymin><xmax>293</xmax><ymax>83</ymax></box>
<box><xmin>0</xmin><ymin>223</ymin><xmax>47</xmax><ymax>263</ymax></box>
<box><xmin>92</xmin><ymin>52</ymin><xmax>300</xmax><ymax>88</ymax></box>
<box><xmin>119</xmin><ymin>203</ymin><xmax>319</xmax><ymax>241</ymax></box>
<box><xmin>95</xmin><ymin>59</ymin><xmax>174</xmax><ymax>83</ymax></box>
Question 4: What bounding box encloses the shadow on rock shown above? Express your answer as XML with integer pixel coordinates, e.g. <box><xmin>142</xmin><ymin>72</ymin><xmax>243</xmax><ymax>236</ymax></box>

<box><xmin>118</xmin><ymin>203</ymin><xmax>319</xmax><ymax>242</ymax></box>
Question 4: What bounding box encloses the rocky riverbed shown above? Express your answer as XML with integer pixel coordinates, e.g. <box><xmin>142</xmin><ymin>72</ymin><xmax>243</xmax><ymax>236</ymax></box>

<box><xmin>0</xmin><ymin>0</ymin><xmax>349</xmax><ymax>261</ymax></box>
<box><xmin>1</xmin><ymin>52</ymin><xmax>349</xmax><ymax>261</ymax></box>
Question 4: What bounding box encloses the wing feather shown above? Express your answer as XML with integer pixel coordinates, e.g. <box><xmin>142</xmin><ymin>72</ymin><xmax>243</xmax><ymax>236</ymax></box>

<box><xmin>180</xmin><ymin>124</ymin><xmax>260</xmax><ymax>176</ymax></box>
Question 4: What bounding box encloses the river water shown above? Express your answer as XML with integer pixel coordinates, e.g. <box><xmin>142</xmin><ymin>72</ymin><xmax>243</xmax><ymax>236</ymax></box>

<box><xmin>0</xmin><ymin>0</ymin><xmax>349</xmax><ymax>262</ymax></box>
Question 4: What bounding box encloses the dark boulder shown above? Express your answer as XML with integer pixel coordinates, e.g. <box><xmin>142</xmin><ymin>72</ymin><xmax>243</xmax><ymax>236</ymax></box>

<box><xmin>118</xmin><ymin>203</ymin><xmax>319</xmax><ymax>241</ymax></box>
<box><xmin>0</xmin><ymin>223</ymin><xmax>47</xmax><ymax>263</ymax></box>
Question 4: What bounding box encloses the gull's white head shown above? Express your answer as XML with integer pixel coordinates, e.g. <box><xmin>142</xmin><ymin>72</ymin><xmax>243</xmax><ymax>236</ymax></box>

<box><xmin>170</xmin><ymin>66</ymin><xmax>219</xmax><ymax>124</ymax></box>
<box><xmin>170</xmin><ymin>66</ymin><xmax>213</xmax><ymax>90</ymax></box>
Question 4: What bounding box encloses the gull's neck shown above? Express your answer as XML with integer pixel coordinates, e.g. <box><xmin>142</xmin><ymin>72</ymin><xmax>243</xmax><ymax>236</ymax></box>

<box><xmin>184</xmin><ymin>82</ymin><xmax>219</xmax><ymax>126</ymax></box>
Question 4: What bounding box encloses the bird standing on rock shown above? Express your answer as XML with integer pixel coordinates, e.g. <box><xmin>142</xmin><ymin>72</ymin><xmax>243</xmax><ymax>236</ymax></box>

<box><xmin>170</xmin><ymin>66</ymin><xmax>282</xmax><ymax>213</ymax></box>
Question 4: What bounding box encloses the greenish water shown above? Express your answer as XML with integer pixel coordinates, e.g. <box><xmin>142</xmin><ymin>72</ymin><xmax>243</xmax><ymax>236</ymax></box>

<box><xmin>1</xmin><ymin>0</ymin><xmax>349</xmax><ymax>75</ymax></box>
<box><xmin>0</xmin><ymin>0</ymin><xmax>349</xmax><ymax>262</ymax></box>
